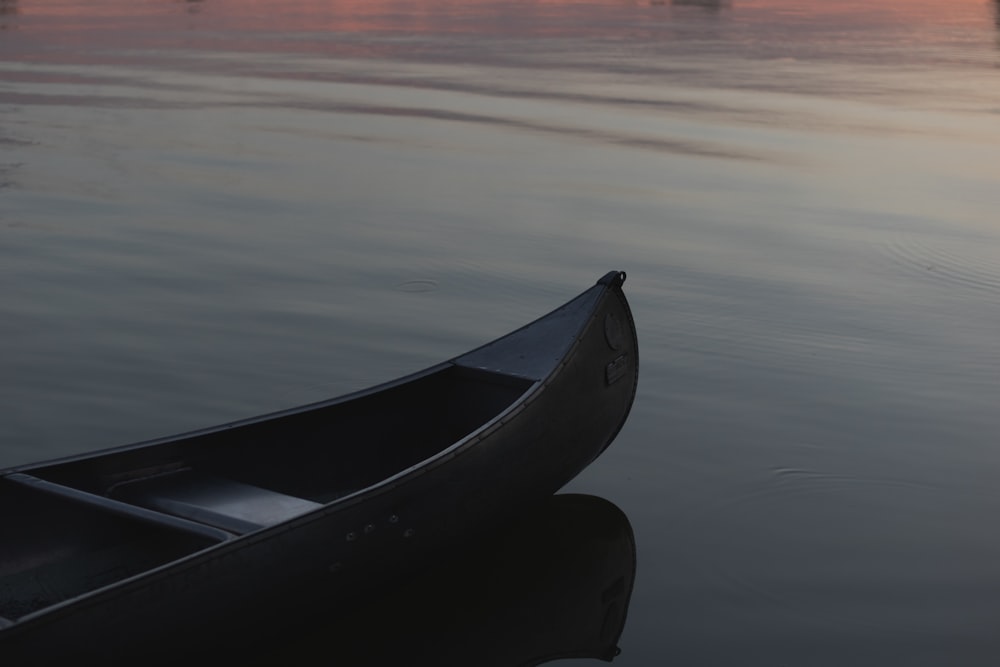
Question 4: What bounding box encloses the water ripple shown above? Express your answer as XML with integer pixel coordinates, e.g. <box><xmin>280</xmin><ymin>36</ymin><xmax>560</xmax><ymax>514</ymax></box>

<box><xmin>885</xmin><ymin>232</ymin><xmax>1000</xmax><ymax>297</ymax></box>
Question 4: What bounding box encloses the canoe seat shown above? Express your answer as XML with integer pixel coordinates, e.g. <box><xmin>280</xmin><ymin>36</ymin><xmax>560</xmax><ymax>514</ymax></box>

<box><xmin>112</xmin><ymin>470</ymin><xmax>323</xmax><ymax>535</ymax></box>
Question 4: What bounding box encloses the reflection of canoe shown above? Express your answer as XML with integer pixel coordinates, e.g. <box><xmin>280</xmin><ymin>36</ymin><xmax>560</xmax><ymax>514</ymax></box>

<box><xmin>0</xmin><ymin>271</ymin><xmax>638</xmax><ymax>663</ymax></box>
<box><xmin>253</xmin><ymin>493</ymin><xmax>636</xmax><ymax>666</ymax></box>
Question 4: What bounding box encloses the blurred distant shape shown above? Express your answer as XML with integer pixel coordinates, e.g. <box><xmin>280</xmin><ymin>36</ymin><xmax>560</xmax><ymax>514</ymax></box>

<box><xmin>0</xmin><ymin>0</ymin><xmax>17</xmax><ymax>30</ymax></box>
<box><xmin>669</xmin><ymin>0</ymin><xmax>731</xmax><ymax>10</ymax></box>
<box><xmin>251</xmin><ymin>494</ymin><xmax>637</xmax><ymax>666</ymax></box>
<box><xmin>174</xmin><ymin>0</ymin><xmax>204</xmax><ymax>14</ymax></box>
<box><xmin>994</xmin><ymin>0</ymin><xmax>999</xmax><ymax>52</ymax></box>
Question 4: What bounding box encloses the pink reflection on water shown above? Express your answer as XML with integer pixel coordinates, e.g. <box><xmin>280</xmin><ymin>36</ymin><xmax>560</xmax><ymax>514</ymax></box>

<box><xmin>8</xmin><ymin>0</ymin><xmax>993</xmax><ymax>32</ymax></box>
<box><xmin>0</xmin><ymin>0</ymin><xmax>995</xmax><ymax>66</ymax></box>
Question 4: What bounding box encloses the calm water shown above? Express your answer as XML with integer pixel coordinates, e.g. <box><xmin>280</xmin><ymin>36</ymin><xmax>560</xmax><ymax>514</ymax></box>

<box><xmin>3</xmin><ymin>0</ymin><xmax>1000</xmax><ymax>663</ymax></box>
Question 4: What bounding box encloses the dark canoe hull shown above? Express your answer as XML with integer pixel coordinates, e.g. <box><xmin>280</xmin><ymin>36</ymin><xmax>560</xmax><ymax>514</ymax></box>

<box><xmin>0</xmin><ymin>271</ymin><xmax>638</xmax><ymax>663</ymax></box>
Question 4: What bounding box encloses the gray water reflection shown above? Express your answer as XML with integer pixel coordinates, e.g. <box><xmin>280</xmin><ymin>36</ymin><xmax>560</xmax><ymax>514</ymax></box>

<box><xmin>671</xmin><ymin>0</ymin><xmax>730</xmax><ymax>10</ymax></box>
<box><xmin>3</xmin><ymin>0</ymin><xmax>1000</xmax><ymax>665</ymax></box>
<box><xmin>0</xmin><ymin>0</ymin><xmax>16</xmax><ymax>30</ymax></box>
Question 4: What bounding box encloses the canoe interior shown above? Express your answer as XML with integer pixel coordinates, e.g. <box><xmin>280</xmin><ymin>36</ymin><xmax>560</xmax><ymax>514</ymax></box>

<box><xmin>1</xmin><ymin>365</ymin><xmax>533</xmax><ymax>621</ymax></box>
<box><xmin>29</xmin><ymin>365</ymin><xmax>533</xmax><ymax>503</ymax></box>
<box><xmin>0</xmin><ymin>479</ymin><xmax>220</xmax><ymax>621</ymax></box>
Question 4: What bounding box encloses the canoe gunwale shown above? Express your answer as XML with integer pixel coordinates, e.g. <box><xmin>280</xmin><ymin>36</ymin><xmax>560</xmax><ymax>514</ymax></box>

<box><xmin>6</xmin><ymin>278</ymin><xmax>610</xmax><ymax>478</ymax></box>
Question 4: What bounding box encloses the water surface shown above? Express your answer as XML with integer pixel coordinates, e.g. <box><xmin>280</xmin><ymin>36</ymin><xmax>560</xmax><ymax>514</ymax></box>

<box><xmin>3</xmin><ymin>0</ymin><xmax>1000</xmax><ymax>664</ymax></box>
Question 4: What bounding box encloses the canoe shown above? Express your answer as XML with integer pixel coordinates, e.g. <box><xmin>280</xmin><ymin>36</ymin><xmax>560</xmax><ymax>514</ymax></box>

<box><xmin>0</xmin><ymin>270</ymin><xmax>638</xmax><ymax>663</ymax></box>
